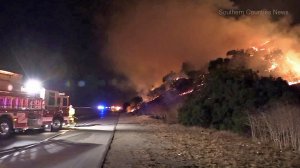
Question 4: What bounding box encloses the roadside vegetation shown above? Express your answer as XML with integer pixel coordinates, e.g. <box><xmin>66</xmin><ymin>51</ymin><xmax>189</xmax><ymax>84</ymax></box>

<box><xmin>178</xmin><ymin>57</ymin><xmax>300</xmax><ymax>151</ymax></box>
<box><xmin>248</xmin><ymin>102</ymin><xmax>300</xmax><ymax>151</ymax></box>
<box><xmin>126</xmin><ymin>50</ymin><xmax>300</xmax><ymax>152</ymax></box>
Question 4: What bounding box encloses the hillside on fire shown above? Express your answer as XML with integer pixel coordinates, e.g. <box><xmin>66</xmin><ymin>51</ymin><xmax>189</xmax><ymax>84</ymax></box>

<box><xmin>125</xmin><ymin>45</ymin><xmax>300</xmax><ymax>152</ymax></box>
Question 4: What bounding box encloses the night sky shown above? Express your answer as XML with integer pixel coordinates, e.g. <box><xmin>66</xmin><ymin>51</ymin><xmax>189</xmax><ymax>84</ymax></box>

<box><xmin>0</xmin><ymin>0</ymin><xmax>299</xmax><ymax>106</ymax></box>
<box><xmin>0</xmin><ymin>0</ymin><xmax>133</xmax><ymax>106</ymax></box>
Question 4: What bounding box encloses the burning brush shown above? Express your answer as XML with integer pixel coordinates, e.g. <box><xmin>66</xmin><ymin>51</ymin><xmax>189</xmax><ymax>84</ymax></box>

<box><xmin>228</xmin><ymin>40</ymin><xmax>300</xmax><ymax>85</ymax></box>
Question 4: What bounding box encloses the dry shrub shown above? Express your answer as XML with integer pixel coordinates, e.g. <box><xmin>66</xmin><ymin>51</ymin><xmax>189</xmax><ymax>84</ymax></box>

<box><xmin>147</xmin><ymin>104</ymin><xmax>168</xmax><ymax>120</ymax></box>
<box><xmin>164</xmin><ymin>102</ymin><xmax>182</xmax><ymax>124</ymax></box>
<box><xmin>145</xmin><ymin>104</ymin><xmax>180</xmax><ymax>124</ymax></box>
<box><xmin>138</xmin><ymin>94</ymin><xmax>184</xmax><ymax>123</ymax></box>
<box><xmin>248</xmin><ymin>102</ymin><xmax>300</xmax><ymax>151</ymax></box>
<box><xmin>139</xmin><ymin>99</ymin><xmax>182</xmax><ymax>124</ymax></box>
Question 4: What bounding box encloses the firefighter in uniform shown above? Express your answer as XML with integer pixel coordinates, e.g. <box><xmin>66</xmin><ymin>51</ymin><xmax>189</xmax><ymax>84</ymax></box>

<box><xmin>68</xmin><ymin>105</ymin><xmax>75</xmax><ymax>124</ymax></box>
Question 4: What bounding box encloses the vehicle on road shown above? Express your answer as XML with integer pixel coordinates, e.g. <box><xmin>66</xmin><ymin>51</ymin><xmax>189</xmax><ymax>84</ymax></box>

<box><xmin>0</xmin><ymin>70</ymin><xmax>44</xmax><ymax>138</ymax></box>
<box><xmin>41</xmin><ymin>90</ymin><xmax>73</xmax><ymax>132</ymax></box>
<box><xmin>0</xmin><ymin>90</ymin><xmax>44</xmax><ymax>138</ymax></box>
<box><xmin>0</xmin><ymin>70</ymin><xmax>74</xmax><ymax>137</ymax></box>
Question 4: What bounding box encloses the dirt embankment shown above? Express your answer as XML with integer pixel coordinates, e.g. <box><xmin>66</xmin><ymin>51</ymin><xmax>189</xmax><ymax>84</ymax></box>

<box><xmin>104</xmin><ymin>114</ymin><xmax>300</xmax><ymax>168</ymax></box>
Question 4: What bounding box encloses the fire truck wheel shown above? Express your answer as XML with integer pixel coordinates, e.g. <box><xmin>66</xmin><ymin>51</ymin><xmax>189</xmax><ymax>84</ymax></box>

<box><xmin>0</xmin><ymin>118</ymin><xmax>13</xmax><ymax>139</ymax></box>
<box><xmin>51</xmin><ymin>118</ymin><xmax>63</xmax><ymax>132</ymax></box>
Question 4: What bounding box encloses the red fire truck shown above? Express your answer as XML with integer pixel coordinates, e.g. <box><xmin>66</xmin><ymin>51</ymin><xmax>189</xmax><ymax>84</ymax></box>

<box><xmin>0</xmin><ymin>90</ymin><xmax>45</xmax><ymax>138</ymax></box>
<box><xmin>41</xmin><ymin>89</ymin><xmax>72</xmax><ymax>132</ymax></box>
<box><xmin>0</xmin><ymin>70</ymin><xmax>74</xmax><ymax>138</ymax></box>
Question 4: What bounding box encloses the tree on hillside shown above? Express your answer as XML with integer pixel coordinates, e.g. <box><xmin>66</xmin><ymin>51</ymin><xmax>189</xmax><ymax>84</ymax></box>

<box><xmin>179</xmin><ymin>58</ymin><xmax>297</xmax><ymax>133</ymax></box>
<box><xmin>162</xmin><ymin>71</ymin><xmax>177</xmax><ymax>83</ymax></box>
<box><xmin>147</xmin><ymin>85</ymin><xmax>166</xmax><ymax>100</ymax></box>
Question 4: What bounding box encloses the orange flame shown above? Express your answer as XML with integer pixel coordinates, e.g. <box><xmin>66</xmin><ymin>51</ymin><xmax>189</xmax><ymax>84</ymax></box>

<box><xmin>250</xmin><ymin>41</ymin><xmax>300</xmax><ymax>85</ymax></box>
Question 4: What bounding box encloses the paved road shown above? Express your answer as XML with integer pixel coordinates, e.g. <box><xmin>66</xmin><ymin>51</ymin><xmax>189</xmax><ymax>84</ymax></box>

<box><xmin>0</xmin><ymin>111</ymin><xmax>119</xmax><ymax>168</ymax></box>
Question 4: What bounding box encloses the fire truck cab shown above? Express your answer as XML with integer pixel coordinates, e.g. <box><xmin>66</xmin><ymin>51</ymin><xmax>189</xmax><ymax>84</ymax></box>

<box><xmin>42</xmin><ymin>90</ymin><xmax>71</xmax><ymax>132</ymax></box>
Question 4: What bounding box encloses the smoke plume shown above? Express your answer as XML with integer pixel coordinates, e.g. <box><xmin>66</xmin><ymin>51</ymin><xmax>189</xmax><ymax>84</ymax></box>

<box><xmin>104</xmin><ymin>0</ymin><xmax>300</xmax><ymax>93</ymax></box>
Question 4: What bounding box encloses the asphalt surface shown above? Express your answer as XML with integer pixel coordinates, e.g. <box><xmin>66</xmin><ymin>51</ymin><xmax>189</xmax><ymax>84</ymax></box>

<box><xmin>0</xmin><ymin>111</ymin><xmax>119</xmax><ymax>168</ymax></box>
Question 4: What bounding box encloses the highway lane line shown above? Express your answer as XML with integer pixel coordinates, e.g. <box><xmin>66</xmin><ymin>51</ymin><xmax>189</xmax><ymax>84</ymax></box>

<box><xmin>0</xmin><ymin>130</ymin><xmax>69</xmax><ymax>156</ymax></box>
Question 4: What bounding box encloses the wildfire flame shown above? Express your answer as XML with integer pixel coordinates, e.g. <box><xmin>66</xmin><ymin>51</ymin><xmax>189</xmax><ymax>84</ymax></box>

<box><xmin>288</xmin><ymin>80</ymin><xmax>300</xmax><ymax>85</ymax></box>
<box><xmin>248</xmin><ymin>40</ymin><xmax>300</xmax><ymax>85</ymax></box>
<box><xmin>179</xmin><ymin>89</ymin><xmax>194</xmax><ymax>96</ymax></box>
<box><xmin>286</xmin><ymin>56</ymin><xmax>300</xmax><ymax>75</ymax></box>
<box><xmin>268</xmin><ymin>62</ymin><xmax>278</xmax><ymax>72</ymax></box>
